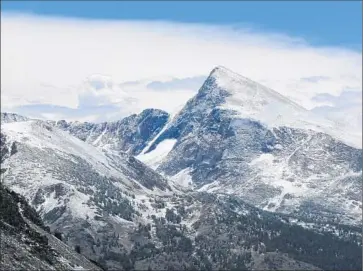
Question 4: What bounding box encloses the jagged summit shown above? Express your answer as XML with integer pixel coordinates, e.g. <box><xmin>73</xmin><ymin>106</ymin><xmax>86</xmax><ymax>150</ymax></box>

<box><xmin>209</xmin><ymin>65</ymin><xmax>236</xmax><ymax>76</ymax></box>
<box><xmin>195</xmin><ymin>66</ymin><xmax>317</xmax><ymax>131</ymax></box>
<box><xmin>210</xmin><ymin>65</ymin><xmax>250</xmax><ymax>82</ymax></box>
<box><xmin>199</xmin><ymin>66</ymin><xmax>360</xmax><ymax>148</ymax></box>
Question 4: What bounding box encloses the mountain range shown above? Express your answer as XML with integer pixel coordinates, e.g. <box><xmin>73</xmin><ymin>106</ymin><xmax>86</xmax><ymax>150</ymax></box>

<box><xmin>1</xmin><ymin>66</ymin><xmax>361</xmax><ymax>270</ymax></box>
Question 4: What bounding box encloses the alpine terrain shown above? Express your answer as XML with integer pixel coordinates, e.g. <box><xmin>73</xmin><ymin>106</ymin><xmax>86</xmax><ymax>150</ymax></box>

<box><xmin>1</xmin><ymin>67</ymin><xmax>362</xmax><ymax>270</ymax></box>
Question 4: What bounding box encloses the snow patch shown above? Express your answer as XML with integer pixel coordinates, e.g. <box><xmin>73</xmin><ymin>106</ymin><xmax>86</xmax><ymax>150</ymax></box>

<box><xmin>249</xmin><ymin>153</ymin><xmax>274</xmax><ymax>167</ymax></box>
<box><xmin>39</xmin><ymin>191</ymin><xmax>61</xmax><ymax>214</ymax></box>
<box><xmin>111</xmin><ymin>215</ymin><xmax>134</xmax><ymax>225</ymax></box>
<box><xmin>170</xmin><ymin>168</ymin><xmax>194</xmax><ymax>189</ymax></box>
<box><xmin>136</xmin><ymin>139</ymin><xmax>177</xmax><ymax>169</ymax></box>
<box><xmin>68</xmin><ymin>190</ymin><xmax>98</xmax><ymax>220</ymax></box>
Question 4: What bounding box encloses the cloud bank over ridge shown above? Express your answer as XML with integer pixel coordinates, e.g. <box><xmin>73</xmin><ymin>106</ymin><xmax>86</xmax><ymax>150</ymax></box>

<box><xmin>1</xmin><ymin>12</ymin><xmax>361</xmax><ymax>132</ymax></box>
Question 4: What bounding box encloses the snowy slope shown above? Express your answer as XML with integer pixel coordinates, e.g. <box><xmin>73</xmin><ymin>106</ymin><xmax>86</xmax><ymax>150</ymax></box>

<box><xmin>1</xmin><ymin>120</ymin><xmax>171</xmax><ymax>194</ymax></box>
<box><xmin>0</xmin><ymin>116</ymin><xmax>177</xmax><ymax>269</ymax></box>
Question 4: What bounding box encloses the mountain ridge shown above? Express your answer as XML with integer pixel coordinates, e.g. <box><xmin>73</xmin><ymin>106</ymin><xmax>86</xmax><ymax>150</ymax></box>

<box><xmin>0</xmin><ymin>66</ymin><xmax>362</xmax><ymax>270</ymax></box>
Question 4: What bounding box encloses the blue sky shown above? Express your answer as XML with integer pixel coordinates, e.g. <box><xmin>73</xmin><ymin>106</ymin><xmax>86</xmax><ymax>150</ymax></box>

<box><xmin>2</xmin><ymin>1</ymin><xmax>362</xmax><ymax>49</ymax></box>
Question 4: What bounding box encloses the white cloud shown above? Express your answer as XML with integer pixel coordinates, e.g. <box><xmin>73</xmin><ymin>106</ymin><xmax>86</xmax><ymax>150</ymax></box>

<box><xmin>1</xmin><ymin>12</ymin><xmax>361</xmax><ymax>129</ymax></box>
<box><xmin>311</xmin><ymin>90</ymin><xmax>362</xmax><ymax>135</ymax></box>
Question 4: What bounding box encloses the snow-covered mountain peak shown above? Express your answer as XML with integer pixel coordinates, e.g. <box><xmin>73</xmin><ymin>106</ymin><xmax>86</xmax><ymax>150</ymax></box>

<box><xmin>201</xmin><ymin>67</ymin><xmax>360</xmax><ymax>148</ymax></box>
<box><xmin>130</xmin><ymin>67</ymin><xmax>362</xmax><ymax>227</ymax></box>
